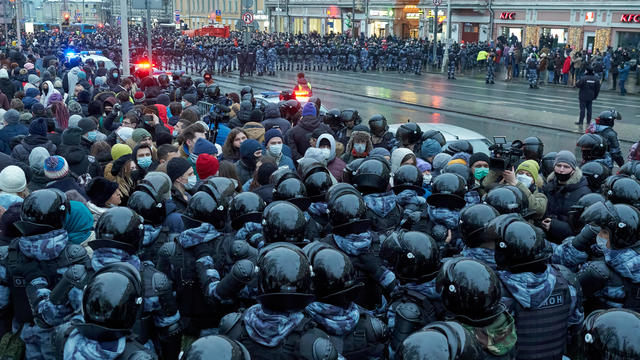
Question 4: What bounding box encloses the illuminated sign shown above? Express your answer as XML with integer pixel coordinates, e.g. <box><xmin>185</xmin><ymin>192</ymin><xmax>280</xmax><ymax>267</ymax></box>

<box><xmin>369</xmin><ymin>10</ymin><xmax>388</xmax><ymax>17</ymax></box>
<box><xmin>621</xmin><ymin>14</ymin><xmax>640</xmax><ymax>23</ymax></box>
<box><xmin>585</xmin><ymin>11</ymin><xmax>595</xmax><ymax>23</ymax></box>
<box><xmin>406</xmin><ymin>13</ymin><xmax>421</xmax><ymax>19</ymax></box>
<box><xmin>500</xmin><ymin>12</ymin><xmax>515</xmax><ymax>20</ymax></box>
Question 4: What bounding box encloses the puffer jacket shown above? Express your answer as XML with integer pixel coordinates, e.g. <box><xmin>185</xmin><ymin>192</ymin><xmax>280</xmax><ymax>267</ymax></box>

<box><xmin>286</xmin><ymin>115</ymin><xmax>334</xmax><ymax>161</ymax></box>
<box><xmin>11</xmin><ymin>135</ymin><xmax>57</xmax><ymax>164</ymax></box>
<box><xmin>229</xmin><ymin>100</ymin><xmax>253</xmax><ymax>128</ymax></box>
<box><xmin>542</xmin><ymin>168</ymin><xmax>591</xmax><ymax>243</ymax></box>
<box><xmin>261</xmin><ymin>103</ymin><xmax>291</xmax><ymax>134</ymax></box>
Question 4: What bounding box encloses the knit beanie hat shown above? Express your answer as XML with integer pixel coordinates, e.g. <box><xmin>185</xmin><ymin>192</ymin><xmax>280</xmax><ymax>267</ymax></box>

<box><xmin>370</xmin><ymin>147</ymin><xmax>391</xmax><ymax>159</ymax></box>
<box><xmin>31</xmin><ymin>103</ymin><xmax>46</xmax><ymax>118</ymax></box>
<box><xmin>29</xmin><ymin>146</ymin><xmax>50</xmax><ymax>170</ymax></box>
<box><xmin>420</xmin><ymin>139</ymin><xmax>443</xmax><ymax>159</ymax></box>
<box><xmin>416</xmin><ymin>158</ymin><xmax>432</xmax><ymax>172</ymax></box>
<box><xmin>554</xmin><ymin>150</ymin><xmax>577</xmax><ymax>170</ymax></box>
<box><xmin>469</xmin><ymin>152</ymin><xmax>490</xmax><ymax>167</ymax></box>
<box><xmin>432</xmin><ymin>153</ymin><xmax>452</xmax><ymax>172</ymax></box>
<box><xmin>264</xmin><ymin>128</ymin><xmax>283</xmax><ymax>145</ymax></box>
<box><xmin>86</xmin><ymin>177</ymin><xmax>119</xmax><ymax>207</ymax></box>
<box><xmin>516</xmin><ymin>160</ymin><xmax>540</xmax><ymax>184</ymax></box>
<box><xmin>62</xmin><ymin>126</ymin><xmax>83</xmax><ymax>146</ymax></box>
<box><xmin>68</xmin><ymin>101</ymin><xmax>83</xmax><ymax>116</ymax></box>
<box><xmin>116</xmin><ymin>127</ymin><xmax>134</xmax><ymax>143</ymax></box>
<box><xmin>157</xmin><ymin>94</ymin><xmax>170</xmax><ymax>106</ymax></box>
<box><xmin>111</xmin><ymin>143</ymin><xmax>133</xmax><ymax>161</ymax></box>
<box><xmin>167</xmin><ymin>157</ymin><xmax>192</xmax><ymax>183</ymax></box>
<box><xmin>196</xmin><ymin>154</ymin><xmax>219</xmax><ymax>180</ymax></box>
<box><xmin>448</xmin><ymin>158</ymin><xmax>467</xmax><ymax>166</ymax></box>
<box><xmin>29</xmin><ymin>117</ymin><xmax>48</xmax><ymax>136</ymax></box>
<box><xmin>451</xmin><ymin>152</ymin><xmax>470</xmax><ymax>165</ymax></box>
<box><xmin>193</xmin><ymin>138</ymin><xmax>217</xmax><ymax>156</ymax></box>
<box><xmin>94</xmin><ymin>76</ymin><xmax>107</xmax><ymax>86</ymax></box>
<box><xmin>239</xmin><ymin>139</ymin><xmax>262</xmax><ymax>160</ymax></box>
<box><xmin>257</xmin><ymin>162</ymin><xmax>278</xmax><ymax>185</ymax></box>
<box><xmin>182</xmin><ymin>93</ymin><xmax>197</xmax><ymax>106</ymax></box>
<box><xmin>68</xmin><ymin>114</ymin><xmax>83</xmax><ymax>128</ymax></box>
<box><xmin>77</xmin><ymin>90</ymin><xmax>90</xmax><ymax>104</ymax></box>
<box><xmin>44</xmin><ymin>155</ymin><xmax>69</xmax><ymax>179</ymax></box>
<box><xmin>3</xmin><ymin>109</ymin><xmax>19</xmax><ymax>125</ymax></box>
<box><xmin>0</xmin><ymin>165</ymin><xmax>27</xmax><ymax>194</ymax></box>
<box><xmin>25</xmin><ymin>88</ymin><xmax>39</xmax><ymax>99</ymax></box>
<box><xmin>27</xmin><ymin>74</ymin><xmax>39</xmax><ymax>85</ymax></box>
<box><xmin>132</xmin><ymin>128</ymin><xmax>152</xmax><ymax>143</ymax></box>
<box><xmin>302</xmin><ymin>102</ymin><xmax>316</xmax><ymax>117</ymax></box>
<box><xmin>133</xmin><ymin>91</ymin><xmax>146</xmax><ymax>104</ymax></box>
<box><xmin>78</xmin><ymin>117</ymin><xmax>97</xmax><ymax>134</ymax></box>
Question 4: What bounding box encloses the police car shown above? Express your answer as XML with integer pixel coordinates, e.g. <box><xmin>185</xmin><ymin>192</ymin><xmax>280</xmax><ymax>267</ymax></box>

<box><xmin>254</xmin><ymin>91</ymin><xmax>328</xmax><ymax>116</ymax></box>
<box><xmin>388</xmin><ymin>123</ymin><xmax>492</xmax><ymax>155</ymax></box>
<box><xmin>65</xmin><ymin>51</ymin><xmax>117</xmax><ymax>70</ymax></box>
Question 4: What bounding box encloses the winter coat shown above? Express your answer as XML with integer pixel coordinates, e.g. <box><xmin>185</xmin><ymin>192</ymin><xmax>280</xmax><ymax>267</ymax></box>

<box><xmin>261</xmin><ymin>103</ymin><xmax>290</xmax><ymax>134</ymax></box>
<box><xmin>235</xmin><ymin>159</ymin><xmax>254</xmax><ymax>185</ymax></box>
<box><xmin>11</xmin><ymin>135</ymin><xmax>57</xmax><ymax>164</ymax></box>
<box><xmin>46</xmin><ymin>176</ymin><xmax>88</xmax><ymax>199</ymax></box>
<box><xmin>341</xmin><ymin>131</ymin><xmax>373</xmax><ymax>164</ymax></box>
<box><xmin>576</xmin><ymin>74</ymin><xmax>600</xmax><ymax>102</ymax></box>
<box><xmin>0</xmin><ymin>79</ymin><xmax>16</xmax><ymax>100</ymax></box>
<box><xmin>28</xmin><ymin>167</ymin><xmax>49</xmax><ymax>191</ymax></box>
<box><xmin>228</xmin><ymin>101</ymin><xmax>253</xmax><ymax>128</ymax></box>
<box><xmin>562</xmin><ymin>56</ymin><xmax>571</xmax><ymax>74</ymax></box>
<box><xmin>252</xmin><ymin>184</ymin><xmax>274</xmax><ymax>204</ymax></box>
<box><xmin>542</xmin><ymin>168</ymin><xmax>591</xmax><ymax>243</ymax></box>
<box><xmin>316</xmin><ymin>133</ymin><xmax>346</xmax><ymax>182</ymax></box>
<box><xmin>0</xmin><ymin>124</ymin><xmax>28</xmax><ymax>154</ymax></box>
<box><xmin>285</xmin><ymin>116</ymin><xmax>334</xmax><ymax>161</ymax></box>
<box><xmin>618</xmin><ymin>63</ymin><xmax>631</xmax><ymax>81</ymax></box>
<box><xmin>56</xmin><ymin>144</ymin><xmax>89</xmax><ymax>176</ymax></box>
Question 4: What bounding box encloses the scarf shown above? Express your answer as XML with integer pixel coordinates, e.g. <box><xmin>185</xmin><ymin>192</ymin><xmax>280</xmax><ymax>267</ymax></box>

<box><xmin>235</xmin><ymin>221</ymin><xmax>264</xmax><ymax>248</ymax></box>
<box><xmin>461</xmin><ymin>247</ymin><xmax>497</xmax><ymax>270</ymax></box>
<box><xmin>363</xmin><ymin>191</ymin><xmax>398</xmax><ymax>218</ymax></box>
<box><xmin>18</xmin><ymin>229</ymin><xmax>68</xmax><ymax>261</ymax></box>
<box><xmin>392</xmin><ymin>278</ymin><xmax>440</xmax><ymax>301</ymax></box>
<box><xmin>605</xmin><ymin>248</ymin><xmax>640</xmax><ymax>283</ymax></box>
<box><xmin>142</xmin><ymin>224</ymin><xmax>162</xmax><ymax>246</ymax></box>
<box><xmin>91</xmin><ymin>248</ymin><xmax>141</xmax><ymax>271</ymax></box>
<box><xmin>243</xmin><ymin>304</ymin><xmax>305</xmax><ymax>347</ymax></box>
<box><xmin>498</xmin><ymin>267</ymin><xmax>556</xmax><ymax>309</ymax></box>
<box><xmin>395</xmin><ymin>189</ymin><xmax>426</xmax><ymax>208</ymax></box>
<box><xmin>305</xmin><ymin>302</ymin><xmax>360</xmax><ymax>336</ymax></box>
<box><xmin>178</xmin><ymin>222</ymin><xmax>223</xmax><ymax>248</ymax></box>
<box><xmin>427</xmin><ymin>205</ymin><xmax>461</xmax><ymax>229</ymax></box>
<box><xmin>64</xmin><ymin>328</ymin><xmax>126</xmax><ymax>360</ymax></box>
<box><xmin>334</xmin><ymin>232</ymin><xmax>372</xmax><ymax>256</ymax></box>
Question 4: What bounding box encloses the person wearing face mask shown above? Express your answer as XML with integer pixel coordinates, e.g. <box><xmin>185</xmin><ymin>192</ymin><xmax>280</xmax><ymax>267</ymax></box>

<box><xmin>235</xmin><ymin>139</ymin><xmax>263</xmax><ymax>185</ymax></box>
<box><xmin>133</xmin><ymin>143</ymin><xmax>155</xmax><ymax>175</ymax></box>
<box><xmin>498</xmin><ymin>160</ymin><xmax>548</xmax><ymax>221</ymax></box>
<box><xmin>264</xmin><ymin>128</ymin><xmax>295</xmax><ymax>171</ymax></box>
<box><xmin>468</xmin><ymin>152</ymin><xmax>490</xmax><ymax>189</ymax></box>
<box><xmin>341</xmin><ymin>130</ymin><xmax>373</xmax><ymax>164</ymax></box>
<box><xmin>167</xmin><ymin>157</ymin><xmax>195</xmax><ymax>212</ymax></box>
<box><xmin>316</xmin><ymin>133</ymin><xmax>346</xmax><ymax>183</ymax></box>
<box><xmin>542</xmin><ymin>151</ymin><xmax>591</xmax><ymax>243</ymax></box>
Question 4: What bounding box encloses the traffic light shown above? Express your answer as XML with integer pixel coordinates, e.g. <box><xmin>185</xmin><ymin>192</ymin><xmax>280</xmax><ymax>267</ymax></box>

<box><xmin>63</xmin><ymin>13</ymin><xmax>70</xmax><ymax>26</ymax></box>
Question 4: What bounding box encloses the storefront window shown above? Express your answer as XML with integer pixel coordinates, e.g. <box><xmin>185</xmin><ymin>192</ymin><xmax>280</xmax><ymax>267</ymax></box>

<box><xmin>327</xmin><ymin>18</ymin><xmax>341</xmax><ymax>34</ymax></box>
<box><xmin>618</xmin><ymin>32</ymin><xmax>640</xmax><ymax>48</ymax></box>
<box><xmin>542</xmin><ymin>28</ymin><xmax>567</xmax><ymax>45</ymax></box>
<box><xmin>308</xmin><ymin>18</ymin><xmax>321</xmax><ymax>33</ymax></box>
<box><xmin>293</xmin><ymin>18</ymin><xmax>303</xmax><ymax>33</ymax></box>
<box><xmin>502</xmin><ymin>26</ymin><xmax>522</xmax><ymax>41</ymax></box>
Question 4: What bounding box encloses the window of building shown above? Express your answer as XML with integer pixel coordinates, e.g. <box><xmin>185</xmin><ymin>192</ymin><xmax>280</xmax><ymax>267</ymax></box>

<box><xmin>618</xmin><ymin>32</ymin><xmax>640</xmax><ymax>48</ymax></box>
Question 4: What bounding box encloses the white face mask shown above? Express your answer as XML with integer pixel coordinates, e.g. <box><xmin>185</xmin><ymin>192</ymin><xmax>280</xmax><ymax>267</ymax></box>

<box><xmin>423</xmin><ymin>174</ymin><xmax>432</xmax><ymax>186</ymax></box>
<box><xmin>184</xmin><ymin>175</ymin><xmax>197</xmax><ymax>190</ymax></box>
<box><xmin>319</xmin><ymin>148</ymin><xmax>331</xmax><ymax>160</ymax></box>
<box><xmin>517</xmin><ymin>174</ymin><xmax>534</xmax><ymax>188</ymax></box>
<box><xmin>267</xmin><ymin>143</ymin><xmax>283</xmax><ymax>157</ymax></box>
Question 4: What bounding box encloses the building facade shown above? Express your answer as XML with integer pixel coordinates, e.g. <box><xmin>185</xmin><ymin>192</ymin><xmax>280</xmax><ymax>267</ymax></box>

<box><xmin>264</xmin><ymin>0</ymin><xmax>640</xmax><ymax>50</ymax></box>
<box><xmin>36</xmin><ymin>0</ymin><xmax>108</xmax><ymax>25</ymax></box>
<box><xmin>173</xmin><ymin>0</ymin><xmax>266</xmax><ymax>30</ymax></box>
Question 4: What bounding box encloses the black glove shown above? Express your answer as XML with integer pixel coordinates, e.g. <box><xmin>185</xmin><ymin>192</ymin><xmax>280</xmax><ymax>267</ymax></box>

<box><xmin>215</xmin><ymin>259</ymin><xmax>255</xmax><ymax>300</ymax></box>
<box><xmin>572</xmin><ymin>224</ymin><xmax>600</xmax><ymax>252</ymax></box>
<box><xmin>23</xmin><ymin>261</ymin><xmax>43</xmax><ymax>284</ymax></box>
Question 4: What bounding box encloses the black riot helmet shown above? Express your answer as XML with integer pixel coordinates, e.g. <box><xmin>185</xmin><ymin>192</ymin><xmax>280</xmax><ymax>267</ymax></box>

<box><xmin>380</xmin><ymin>230</ymin><xmax>440</xmax><ymax>283</ymax></box>
<box><xmin>206</xmin><ymin>84</ymin><xmax>221</xmax><ymax>99</ymax></box>
<box><xmin>323</xmin><ymin>108</ymin><xmax>342</xmax><ymax>130</ymax></box>
<box><xmin>184</xmin><ymin>335</ymin><xmax>251</xmax><ymax>360</ymax></box>
<box><xmin>603</xmin><ymin>176</ymin><xmax>640</xmax><ymax>208</ymax></box>
<box><xmin>93</xmin><ymin>207</ymin><xmax>144</xmax><ymax>254</ymax></box>
<box><xmin>340</xmin><ymin>109</ymin><xmax>360</xmax><ymax>127</ymax></box>
<box><xmin>240</xmin><ymin>86</ymin><xmax>253</xmax><ymax>99</ymax></box>
<box><xmin>395</xmin><ymin>122</ymin><xmax>422</xmax><ymax>147</ymax></box>
<box><xmin>342</xmin><ymin>157</ymin><xmax>367</xmax><ymax>185</ymax></box>
<box><xmin>488</xmin><ymin>215</ymin><xmax>548</xmax><ymax>273</ymax></box>
<box><xmin>368</xmin><ymin>114</ymin><xmax>388</xmax><ymax>137</ymax></box>
<box><xmin>256</xmin><ymin>244</ymin><xmax>314</xmax><ymax>311</ymax></box>
<box><xmin>76</xmin><ymin>262</ymin><xmax>142</xmax><ymax>340</ymax></box>
<box><xmin>579</xmin><ymin>309</ymin><xmax>640</xmax><ymax>360</ymax></box>
<box><xmin>619</xmin><ymin>161</ymin><xmax>640</xmax><ymax>180</ymax></box>
<box><xmin>270</xmin><ymin>167</ymin><xmax>300</xmax><ymax>187</ymax></box>
<box><xmin>427</xmin><ymin>173</ymin><xmax>467</xmax><ymax>210</ymax></box>
<box><xmin>437</xmin><ymin>258</ymin><xmax>505</xmax><ymax>325</ymax></box>
<box><xmin>522</xmin><ymin>137</ymin><xmax>544</xmax><ymax>161</ymax></box>
<box><xmin>596</xmin><ymin>109</ymin><xmax>622</xmax><ymax>127</ymax></box>
<box><xmin>391</xmin><ymin>164</ymin><xmax>425</xmax><ymax>195</ymax></box>
<box><xmin>196</xmin><ymin>82</ymin><xmax>206</xmax><ymax>97</ymax></box>
<box><xmin>272</xmin><ymin>177</ymin><xmax>311</xmax><ymax>211</ymax></box>
<box><xmin>200</xmin><ymin>177</ymin><xmax>238</xmax><ymax>206</ymax></box>
<box><xmin>541</xmin><ymin>151</ymin><xmax>558</xmax><ymax>178</ymax></box>
<box><xmin>442</xmin><ymin>163</ymin><xmax>471</xmax><ymax>187</ymax></box>
<box><xmin>422</xmin><ymin>129</ymin><xmax>446</xmax><ymax>147</ymax></box>
<box><xmin>182</xmin><ymin>191</ymin><xmax>227</xmax><ymax>230</ymax></box>
<box><xmin>326</xmin><ymin>182</ymin><xmax>361</xmax><ymax>204</ymax></box>
<box><xmin>484</xmin><ymin>185</ymin><xmax>531</xmax><ymax>217</ymax></box>
<box><xmin>139</xmin><ymin>171</ymin><xmax>172</xmax><ymax>200</ymax></box>
<box><xmin>581</xmin><ymin>161</ymin><xmax>611</xmax><ymax>192</ymax></box>
<box><xmin>568</xmin><ymin>193</ymin><xmax>606</xmax><ymax>233</ymax></box>
<box><xmin>261</xmin><ymin>201</ymin><xmax>307</xmax><ymax>245</ymax></box>
<box><xmin>15</xmin><ymin>189</ymin><xmax>70</xmax><ymax>236</ymax></box>
<box><xmin>580</xmin><ymin>201</ymin><xmax>640</xmax><ymax>249</ymax></box>
<box><xmin>577</xmin><ymin>134</ymin><xmax>607</xmax><ymax>161</ymax></box>
<box><xmin>352</xmin><ymin>158</ymin><xmax>391</xmax><ymax>195</ymax></box>
<box><xmin>281</xmin><ymin>99</ymin><xmax>301</xmax><ymax>119</ymax></box>
<box><xmin>303</xmin><ymin>244</ymin><xmax>363</xmax><ymax>306</ymax></box>
<box><xmin>127</xmin><ymin>190</ymin><xmax>165</xmax><ymax>226</ymax></box>
<box><xmin>303</xmin><ymin>170</ymin><xmax>333</xmax><ymax>202</ymax></box>
<box><xmin>328</xmin><ymin>192</ymin><xmax>370</xmax><ymax>236</ymax></box>
<box><xmin>459</xmin><ymin>204</ymin><xmax>500</xmax><ymax>247</ymax></box>
<box><xmin>397</xmin><ymin>321</ymin><xmax>483</xmax><ymax>360</ymax></box>
<box><xmin>229</xmin><ymin>192</ymin><xmax>266</xmax><ymax>230</ymax></box>
<box><xmin>444</xmin><ymin>140</ymin><xmax>474</xmax><ymax>156</ymax></box>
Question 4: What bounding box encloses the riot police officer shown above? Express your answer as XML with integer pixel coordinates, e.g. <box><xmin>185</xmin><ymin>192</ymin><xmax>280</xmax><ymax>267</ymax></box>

<box><xmin>392</xmin><ymin>164</ymin><xmax>428</xmax><ymax>232</ymax></box>
<box><xmin>458</xmin><ymin>204</ymin><xmax>500</xmax><ymax>269</ymax></box>
<box><xmin>397</xmin><ymin>321</ymin><xmax>484</xmax><ymax>360</ymax></box>
<box><xmin>219</xmin><ymin>244</ymin><xmax>339</xmax><ymax>360</ymax></box>
<box><xmin>593</xmin><ymin>109</ymin><xmax>624</xmax><ymax>167</ymax></box>
<box><xmin>368</xmin><ymin>114</ymin><xmax>398</xmax><ymax>152</ymax></box>
<box><xmin>230</xmin><ymin>192</ymin><xmax>266</xmax><ymax>248</ymax></box>
<box><xmin>578</xmin><ymin>308</ymin><xmax>640</xmax><ymax>359</ymax></box>
<box><xmin>395</xmin><ymin>122</ymin><xmax>423</xmax><ymax>154</ymax></box>
<box><xmin>183</xmin><ymin>335</ymin><xmax>250</xmax><ymax>360</ymax></box>
<box><xmin>127</xmin><ymin>188</ymin><xmax>175</xmax><ymax>263</ymax></box>
<box><xmin>576</xmin><ymin>134</ymin><xmax>612</xmax><ymax>169</ymax></box>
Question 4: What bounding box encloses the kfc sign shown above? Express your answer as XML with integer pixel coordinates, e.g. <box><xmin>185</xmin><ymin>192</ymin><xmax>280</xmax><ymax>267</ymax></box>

<box><xmin>500</xmin><ymin>12</ymin><xmax>515</xmax><ymax>20</ymax></box>
<box><xmin>621</xmin><ymin>14</ymin><xmax>640</xmax><ymax>23</ymax></box>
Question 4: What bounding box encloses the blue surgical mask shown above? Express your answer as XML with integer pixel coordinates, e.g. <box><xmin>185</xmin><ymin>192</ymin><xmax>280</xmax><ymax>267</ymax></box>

<box><xmin>112</xmin><ymin>73</ymin><xmax>118</xmax><ymax>78</ymax></box>
<box><xmin>181</xmin><ymin>101</ymin><xmax>186</xmax><ymax>108</ymax></box>
<box><xmin>185</xmin><ymin>175</ymin><xmax>197</xmax><ymax>190</ymax></box>
<box><xmin>172</xmin><ymin>129</ymin><xmax>179</xmax><ymax>138</ymax></box>
<box><xmin>268</xmin><ymin>143</ymin><xmax>282</xmax><ymax>157</ymax></box>
<box><xmin>138</xmin><ymin>156</ymin><xmax>152</xmax><ymax>169</ymax></box>
<box><xmin>474</xmin><ymin>167</ymin><xmax>489</xmax><ymax>180</ymax></box>
<box><xmin>87</xmin><ymin>130</ymin><xmax>98</xmax><ymax>141</ymax></box>
<box><xmin>189</xmin><ymin>152</ymin><xmax>199</xmax><ymax>163</ymax></box>
<box><xmin>354</xmin><ymin>143</ymin><xmax>366</xmax><ymax>154</ymax></box>
<box><xmin>596</xmin><ymin>236</ymin><xmax>608</xmax><ymax>249</ymax></box>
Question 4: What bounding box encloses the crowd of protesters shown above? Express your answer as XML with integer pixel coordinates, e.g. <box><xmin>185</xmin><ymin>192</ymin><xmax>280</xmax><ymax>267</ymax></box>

<box><xmin>0</xmin><ymin>25</ymin><xmax>636</xmax><ymax>360</ymax></box>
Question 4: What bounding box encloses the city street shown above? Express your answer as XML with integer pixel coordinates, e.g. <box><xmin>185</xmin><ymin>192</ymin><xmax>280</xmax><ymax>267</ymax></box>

<box><xmin>211</xmin><ymin>69</ymin><xmax>638</xmax><ymax>154</ymax></box>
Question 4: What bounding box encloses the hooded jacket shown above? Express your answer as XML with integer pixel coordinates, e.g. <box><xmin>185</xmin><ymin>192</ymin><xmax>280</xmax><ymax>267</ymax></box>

<box><xmin>286</xmin><ymin>115</ymin><xmax>334</xmax><ymax>161</ymax></box>
<box><xmin>261</xmin><ymin>103</ymin><xmax>290</xmax><ymax>134</ymax></box>
<box><xmin>542</xmin><ymin>168</ymin><xmax>591</xmax><ymax>243</ymax></box>
<box><xmin>229</xmin><ymin>101</ymin><xmax>253</xmax><ymax>128</ymax></box>
<box><xmin>0</xmin><ymin>77</ymin><xmax>16</xmax><ymax>101</ymax></box>
<box><xmin>317</xmin><ymin>133</ymin><xmax>345</xmax><ymax>182</ymax></box>
<box><xmin>11</xmin><ymin>135</ymin><xmax>57</xmax><ymax>164</ymax></box>
<box><xmin>390</xmin><ymin>148</ymin><xmax>414</xmax><ymax>175</ymax></box>
<box><xmin>341</xmin><ymin>131</ymin><xmax>373</xmax><ymax>164</ymax></box>
<box><xmin>63</xmin><ymin>67</ymin><xmax>82</xmax><ymax>95</ymax></box>
<box><xmin>0</xmin><ymin>123</ymin><xmax>28</xmax><ymax>155</ymax></box>
<box><xmin>40</xmin><ymin>81</ymin><xmax>60</xmax><ymax>107</ymax></box>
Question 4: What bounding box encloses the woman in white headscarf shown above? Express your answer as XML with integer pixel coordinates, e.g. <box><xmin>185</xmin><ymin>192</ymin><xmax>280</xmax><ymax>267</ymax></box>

<box><xmin>39</xmin><ymin>80</ymin><xmax>60</xmax><ymax>107</ymax></box>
